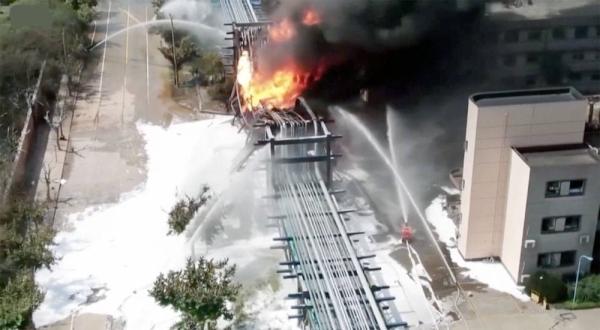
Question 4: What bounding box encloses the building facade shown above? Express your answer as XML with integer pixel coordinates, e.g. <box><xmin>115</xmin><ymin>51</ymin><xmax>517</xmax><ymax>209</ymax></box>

<box><xmin>503</xmin><ymin>146</ymin><xmax>599</xmax><ymax>283</ymax></box>
<box><xmin>458</xmin><ymin>87</ymin><xmax>600</xmax><ymax>283</ymax></box>
<box><xmin>482</xmin><ymin>0</ymin><xmax>600</xmax><ymax>95</ymax></box>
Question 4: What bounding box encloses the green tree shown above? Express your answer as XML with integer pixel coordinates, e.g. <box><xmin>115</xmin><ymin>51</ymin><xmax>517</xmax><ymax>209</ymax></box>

<box><xmin>0</xmin><ymin>270</ymin><xmax>45</xmax><ymax>330</ymax></box>
<box><xmin>195</xmin><ymin>52</ymin><xmax>224</xmax><ymax>84</ymax></box>
<box><xmin>0</xmin><ymin>0</ymin><xmax>92</xmax><ymax>132</ymax></box>
<box><xmin>167</xmin><ymin>186</ymin><xmax>211</xmax><ymax>235</ymax></box>
<box><xmin>158</xmin><ymin>37</ymin><xmax>198</xmax><ymax>74</ymax></box>
<box><xmin>207</xmin><ymin>78</ymin><xmax>234</xmax><ymax>101</ymax></box>
<box><xmin>0</xmin><ymin>202</ymin><xmax>56</xmax><ymax>330</ymax></box>
<box><xmin>0</xmin><ymin>202</ymin><xmax>57</xmax><ymax>273</ymax></box>
<box><xmin>149</xmin><ymin>257</ymin><xmax>241</xmax><ymax>328</ymax></box>
<box><xmin>160</xmin><ymin>28</ymin><xmax>188</xmax><ymax>45</ymax></box>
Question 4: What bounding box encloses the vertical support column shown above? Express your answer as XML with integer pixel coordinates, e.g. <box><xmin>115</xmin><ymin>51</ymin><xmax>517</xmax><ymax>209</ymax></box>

<box><xmin>326</xmin><ymin>132</ymin><xmax>332</xmax><ymax>189</ymax></box>
<box><xmin>232</xmin><ymin>23</ymin><xmax>239</xmax><ymax>77</ymax></box>
<box><xmin>267</xmin><ymin>126</ymin><xmax>275</xmax><ymax>196</ymax></box>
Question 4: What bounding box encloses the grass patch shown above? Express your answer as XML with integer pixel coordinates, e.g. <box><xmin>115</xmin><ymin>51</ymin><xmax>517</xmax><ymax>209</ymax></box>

<box><xmin>556</xmin><ymin>301</ymin><xmax>600</xmax><ymax>310</ymax></box>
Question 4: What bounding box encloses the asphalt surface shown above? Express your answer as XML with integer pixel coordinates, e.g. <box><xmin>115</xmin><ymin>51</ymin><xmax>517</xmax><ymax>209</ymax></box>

<box><xmin>39</xmin><ymin>0</ymin><xmax>174</xmax><ymax>328</ymax></box>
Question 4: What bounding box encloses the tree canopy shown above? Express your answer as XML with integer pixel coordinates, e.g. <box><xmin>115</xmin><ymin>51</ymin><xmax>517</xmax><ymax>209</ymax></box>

<box><xmin>149</xmin><ymin>257</ymin><xmax>241</xmax><ymax>329</ymax></box>
<box><xmin>0</xmin><ymin>270</ymin><xmax>45</xmax><ymax>330</ymax></box>
<box><xmin>0</xmin><ymin>0</ymin><xmax>93</xmax><ymax>140</ymax></box>
<box><xmin>167</xmin><ymin>186</ymin><xmax>211</xmax><ymax>235</ymax></box>
<box><xmin>0</xmin><ymin>202</ymin><xmax>57</xmax><ymax>329</ymax></box>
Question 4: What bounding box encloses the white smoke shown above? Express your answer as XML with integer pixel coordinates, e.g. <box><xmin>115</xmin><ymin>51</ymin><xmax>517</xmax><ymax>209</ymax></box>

<box><xmin>160</xmin><ymin>0</ymin><xmax>213</xmax><ymax>22</ymax></box>
<box><xmin>157</xmin><ymin>0</ymin><xmax>227</xmax><ymax>47</ymax></box>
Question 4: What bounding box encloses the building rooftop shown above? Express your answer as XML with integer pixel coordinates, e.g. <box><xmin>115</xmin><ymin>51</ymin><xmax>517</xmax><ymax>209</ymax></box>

<box><xmin>516</xmin><ymin>144</ymin><xmax>600</xmax><ymax>167</ymax></box>
<box><xmin>470</xmin><ymin>87</ymin><xmax>584</xmax><ymax>107</ymax></box>
<box><xmin>485</xmin><ymin>0</ymin><xmax>600</xmax><ymax>21</ymax></box>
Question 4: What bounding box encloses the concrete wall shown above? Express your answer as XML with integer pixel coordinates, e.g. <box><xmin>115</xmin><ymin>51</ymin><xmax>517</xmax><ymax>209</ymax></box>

<box><xmin>1</xmin><ymin>61</ymin><xmax>47</xmax><ymax>206</ymax></box>
<box><xmin>459</xmin><ymin>96</ymin><xmax>588</xmax><ymax>259</ymax></box>
<box><xmin>520</xmin><ymin>161</ymin><xmax>600</xmax><ymax>278</ymax></box>
<box><xmin>501</xmin><ymin>149</ymin><xmax>530</xmax><ymax>282</ymax></box>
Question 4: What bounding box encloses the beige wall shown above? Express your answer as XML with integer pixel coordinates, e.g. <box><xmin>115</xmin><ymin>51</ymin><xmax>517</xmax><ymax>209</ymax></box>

<box><xmin>501</xmin><ymin>150</ymin><xmax>531</xmax><ymax>282</ymax></box>
<box><xmin>459</xmin><ymin>97</ymin><xmax>588</xmax><ymax>259</ymax></box>
<box><xmin>458</xmin><ymin>99</ymin><xmax>479</xmax><ymax>255</ymax></box>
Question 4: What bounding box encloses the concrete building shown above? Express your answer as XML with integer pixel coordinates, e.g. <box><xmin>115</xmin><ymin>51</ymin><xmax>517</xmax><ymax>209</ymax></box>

<box><xmin>482</xmin><ymin>0</ymin><xmax>600</xmax><ymax>95</ymax></box>
<box><xmin>458</xmin><ymin>87</ymin><xmax>600</xmax><ymax>283</ymax></box>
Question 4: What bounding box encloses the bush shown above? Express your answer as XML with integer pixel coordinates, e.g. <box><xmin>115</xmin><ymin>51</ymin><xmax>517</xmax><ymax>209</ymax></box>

<box><xmin>573</xmin><ymin>274</ymin><xmax>600</xmax><ymax>303</ymax></box>
<box><xmin>207</xmin><ymin>79</ymin><xmax>234</xmax><ymax>101</ymax></box>
<box><xmin>525</xmin><ymin>270</ymin><xmax>568</xmax><ymax>303</ymax></box>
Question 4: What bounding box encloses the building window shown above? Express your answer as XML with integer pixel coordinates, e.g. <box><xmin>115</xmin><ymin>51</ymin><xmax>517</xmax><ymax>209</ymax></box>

<box><xmin>503</xmin><ymin>55</ymin><xmax>517</xmax><ymax>67</ymax></box>
<box><xmin>572</xmin><ymin>53</ymin><xmax>585</xmax><ymax>61</ymax></box>
<box><xmin>504</xmin><ymin>30</ymin><xmax>519</xmax><ymax>43</ymax></box>
<box><xmin>574</xmin><ymin>26</ymin><xmax>588</xmax><ymax>39</ymax></box>
<box><xmin>541</xmin><ymin>216</ymin><xmax>581</xmax><ymax>234</ymax></box>
<box><xmin>538</xmin><ymin>251</ymin><xmax>577</xmax><ymax>268</ymax></box>
<box><xmin>552</xmin><ymin>27</ymin><xmax>566</xmax><ymax>40</ymax></box>
<box><xmin>526</xmin><ymin>54</ymin><xmax>539</xmax><ymax>64</ymax></box>
<box><xmin>592</xmin><ymin>73</ymin><xmax>600</xmax><ymax>81</ymax></box>
<box><xmin>545</xmin><ymin>179</ymin><xmax>586</xmax><ymax>197</ymax></box>
<box><xmin>569</xmin><ymin>72</ymin><xmax>583</xmax><ymax>81</ymax></box>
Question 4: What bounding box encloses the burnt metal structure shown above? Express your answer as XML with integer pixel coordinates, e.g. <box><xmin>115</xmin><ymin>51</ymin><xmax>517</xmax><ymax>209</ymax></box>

<box><xmin>224</xmin><ymin>19</ymin><xmax>275</xmax><ymax>129</ymax></box>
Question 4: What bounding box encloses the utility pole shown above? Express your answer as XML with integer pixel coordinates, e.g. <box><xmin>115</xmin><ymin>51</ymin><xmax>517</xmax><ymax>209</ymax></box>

<box><xmin>62</xmin><ymin>27</ymin><xmax>67</xmax><ymax>62</ymax></box>
<box><xmin>169</xmin><ymin>14</ymin><xmax>178</xmax><ymax>86</ymax></box>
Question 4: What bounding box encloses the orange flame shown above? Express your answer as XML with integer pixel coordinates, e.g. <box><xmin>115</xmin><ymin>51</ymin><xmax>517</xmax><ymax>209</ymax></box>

<box><xmin>268</xmin><ymin>19</ymin><xmax>296</xmax><ymax>43</ymax></box>
<box><xmin>236</xmin><ymin>8</ymin><xmax>328</xmax><ymax>112</ymax></box>
<box><xmin>236</xmin><ymin>53</ymin><xmax>326</xmax><ymax>111</ymax></box>
<box><xmin>302</xmin><ymin>8</ymin><xmax>321</xmax><ymax>26</ymax></box>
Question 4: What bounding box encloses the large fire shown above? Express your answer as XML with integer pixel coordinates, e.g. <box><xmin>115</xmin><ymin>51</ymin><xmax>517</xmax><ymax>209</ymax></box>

<box><xmin>236</xmin><ymin>7</ymin><xmax>326</xmax><ymax>112</ymax></box>
<box><xmin>236</xmin><ymin>51</ymin><xmax>324</xmax><ymax>111</ymax></box>
<box><xmin>268</xmin><ymin>19</ymin><xmax>295</xmax><ymax>43</ymax></box>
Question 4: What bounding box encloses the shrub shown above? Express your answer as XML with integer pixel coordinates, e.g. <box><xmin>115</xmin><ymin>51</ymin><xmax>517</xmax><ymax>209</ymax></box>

<box><xmin>573</xmin><ymin>274</ymin><xmax>600</xmax><ymax>303</ymax></box>
<box><xmin>525</xmin><ymin>270</ymin><xmax>568</xmax><ymax>303</ymax></box>
<box><xmin>207</xmin><ymin>79</ymin><xmax>234</xmax><ymax>101</ymax></box>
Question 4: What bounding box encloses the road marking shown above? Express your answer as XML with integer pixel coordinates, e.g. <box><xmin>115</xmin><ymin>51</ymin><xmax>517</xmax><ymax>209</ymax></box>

<box><xmin>94</xmin><ymin>0</ymin><xmax>112</xmax><ymax>138</ymax></box>
<box><xmin>145</xmin><ymin>6</ymin><xmax>150</xmax><ymax>114</ymax></box>
<box><xmin>121</xmin><ymin>0</ymin><xmax>130</xmax><ymax>127</ymax></box>
<box><xmin>119</xmin><ymin>8</ymin><xmax>142</xmax><ymax>24</ymax></box>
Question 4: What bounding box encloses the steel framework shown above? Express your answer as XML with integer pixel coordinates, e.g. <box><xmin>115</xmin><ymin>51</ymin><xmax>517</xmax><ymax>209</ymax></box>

<box><xmin>219</xmin><ymin>2</ymin><xmax>407</xmax><ymax>328</ymax></box>
<box><xmin>252</xmin><ymin>101</ymin><xmax>407</xmax><ymax>330</ymax></box>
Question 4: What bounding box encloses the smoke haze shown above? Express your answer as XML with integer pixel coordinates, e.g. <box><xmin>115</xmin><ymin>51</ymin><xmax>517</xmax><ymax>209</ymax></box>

<box><xmin>258</xmin><ymin>0</ymin><xmax>493</xmax><ymax>100</ymax></box>
<box><xmin>272</xmin><ymin>0</ymin><xmax>492</xmax><ymax>49</ymax></box>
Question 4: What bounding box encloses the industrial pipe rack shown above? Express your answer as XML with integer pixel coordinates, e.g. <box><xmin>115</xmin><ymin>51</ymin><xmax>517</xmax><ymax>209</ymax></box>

<box><xmin>253</xmin><ymin>102</ymin><xmax>407</xmax><ymax>330</ymax></box>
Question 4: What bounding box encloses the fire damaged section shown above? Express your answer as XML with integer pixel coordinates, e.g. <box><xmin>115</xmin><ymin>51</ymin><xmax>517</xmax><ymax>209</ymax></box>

<box><xmin>227</xmin><ymin>0</ymin><xmax>493</xmax><ymax>119</ymax></box>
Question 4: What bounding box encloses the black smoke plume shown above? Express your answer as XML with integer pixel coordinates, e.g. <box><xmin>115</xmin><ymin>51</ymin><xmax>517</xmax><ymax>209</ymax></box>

<box><xmin>260</xmin><ymin>0</ymin><xmax>493</xmax><ymax>100</ymax></box>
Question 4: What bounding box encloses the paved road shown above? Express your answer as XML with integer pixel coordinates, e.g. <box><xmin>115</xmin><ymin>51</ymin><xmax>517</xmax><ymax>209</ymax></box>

<box><xmin>49</xmin><ymin>0</ymin><xmax>178</xmax><ymax>227</ymax></box>
<box><xmin>37</xmin><ymin>0</ymin><xmax>176</xmax><ymax>328</ymax></box>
